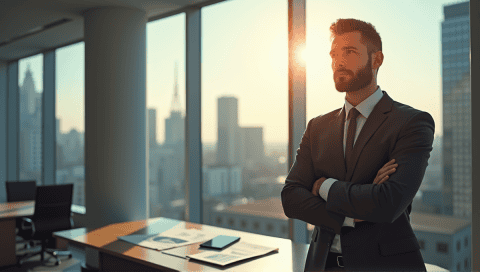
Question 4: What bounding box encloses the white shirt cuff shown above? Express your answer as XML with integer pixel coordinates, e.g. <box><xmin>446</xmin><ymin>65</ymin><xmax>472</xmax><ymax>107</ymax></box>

<box><xmin>319</xmin><ymin>178</ymin><xmax>338</xmax><ymax>201</ymax></box>
<box><xmin>318</xmin><ymin>178</ymin><xmax>356</xmax><ymax>228</ymax></box>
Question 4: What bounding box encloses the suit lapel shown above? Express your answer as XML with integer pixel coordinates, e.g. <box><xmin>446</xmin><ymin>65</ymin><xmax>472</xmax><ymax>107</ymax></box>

<box><xmin>345</xmin><ymin>91</ymin><xmax>394</xmax><ymax>182</ymax></box>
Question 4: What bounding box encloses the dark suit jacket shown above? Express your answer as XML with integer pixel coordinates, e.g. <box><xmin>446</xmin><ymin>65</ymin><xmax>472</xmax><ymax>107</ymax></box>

<box><xmin>281</xmin><ymin>91</ymin><xmax>434</xmax><ymax>271</ymax></box>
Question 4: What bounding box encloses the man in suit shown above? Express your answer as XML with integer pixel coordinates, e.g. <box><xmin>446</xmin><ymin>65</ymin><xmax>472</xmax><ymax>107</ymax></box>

<box><xmin>281</xmin><ymin>18</ymin><xmax>434</xmax><ymax>271</ymax></box>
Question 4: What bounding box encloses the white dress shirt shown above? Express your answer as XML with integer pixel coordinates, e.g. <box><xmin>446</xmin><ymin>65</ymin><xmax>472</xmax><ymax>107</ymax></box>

<box><xmin>318</xmin><ymin>85</ymin><xmax>384</xmax><ymax>253</ymax></box>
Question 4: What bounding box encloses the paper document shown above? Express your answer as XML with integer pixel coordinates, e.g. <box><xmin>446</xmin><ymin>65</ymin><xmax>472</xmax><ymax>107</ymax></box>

<box><xmin>187</xmin><ymin>241</ymin><xmax>279</xmax><ymax>266</ymax></box>
<box><xmin>119</xmin><ymin>228</ymin><xmax>216</xmax><ymax>251</ymax></box>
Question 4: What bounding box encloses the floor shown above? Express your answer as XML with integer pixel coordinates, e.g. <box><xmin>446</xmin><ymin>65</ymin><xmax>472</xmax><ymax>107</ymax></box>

<box><xmin>1</xmin><ymin>241</ymin><xmax>86</xmax><ymax>272</ymax></box>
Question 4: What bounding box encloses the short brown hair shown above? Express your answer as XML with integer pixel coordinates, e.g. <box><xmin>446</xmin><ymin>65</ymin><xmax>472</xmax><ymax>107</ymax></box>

<box><xmin>330</xmin><ymin>18</ymin><xmax>382</xmax><ymax>74</ymax></box>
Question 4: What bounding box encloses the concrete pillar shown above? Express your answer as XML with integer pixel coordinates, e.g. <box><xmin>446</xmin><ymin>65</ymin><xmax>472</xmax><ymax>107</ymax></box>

<box><xmin>83</xmin><ymin>7</ymin><xmax>148</xmax><ymax>229</ymax></box>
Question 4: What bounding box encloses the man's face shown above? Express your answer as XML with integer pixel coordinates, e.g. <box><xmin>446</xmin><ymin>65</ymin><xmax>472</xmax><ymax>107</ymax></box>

<box><xmin>330</xmin><ymin>31</ymin><xmax>374</xmax><ymax>93</ymax></box>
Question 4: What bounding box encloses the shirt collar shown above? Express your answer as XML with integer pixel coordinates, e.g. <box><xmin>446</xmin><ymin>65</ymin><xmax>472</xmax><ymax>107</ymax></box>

<box><xmin>344</xmin><ymin>85</ymin><xmax>384</xmax><ymax>120</ymax></box>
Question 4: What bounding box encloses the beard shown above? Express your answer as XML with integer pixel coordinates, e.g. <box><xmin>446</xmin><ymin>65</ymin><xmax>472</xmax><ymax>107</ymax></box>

<box><xmin>334</xmin><ymin>56</ymin><xmax>373</xmax><ymax>93</ymax></box>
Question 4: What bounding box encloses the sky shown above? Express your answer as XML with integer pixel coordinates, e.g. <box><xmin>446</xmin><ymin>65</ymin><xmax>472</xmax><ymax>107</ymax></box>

<box><xmin>18</xmin><ymin>0</ymin><xmax>469</xmax><ymax>144</ymax></box>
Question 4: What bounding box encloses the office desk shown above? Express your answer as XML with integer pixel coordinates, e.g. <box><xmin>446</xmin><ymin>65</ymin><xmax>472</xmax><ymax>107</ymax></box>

<box><xmin>54</xmin><ymin>217</ymin><xmax>451</xmax><ymax>272</ymax></box>
<box><xmin>53</xmin><ymin>217</ymin><xmax>310</xmax><ymax>271</ymax></box>
<box><xmin>0</xmin><ymin>201</ymin><xmax>83</xmax><ymax>267</ymax></box>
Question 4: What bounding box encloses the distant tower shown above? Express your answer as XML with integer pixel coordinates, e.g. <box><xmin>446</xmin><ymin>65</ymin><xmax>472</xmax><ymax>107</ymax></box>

<box><xmin>20</xmin><ymin>64</ymin><xmax>38</xmax><ymax>115</ymax></box>
<box><xmin>216</xmin><ymin>96</ymin><xmax>244</xmax><ymax>166</ymax></box>
<box><xmin>165</xmin><ymin>62</ymin><xmax>185</xmax><ymax>145</ymax></box>
<box><xmin>442</xmin><ymin>1</ymin><xmax>471</xmax><ymax>219</ymax></box>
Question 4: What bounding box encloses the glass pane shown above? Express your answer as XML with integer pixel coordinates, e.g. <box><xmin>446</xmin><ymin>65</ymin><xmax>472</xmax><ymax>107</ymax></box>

<box><xmin>56</xmin><ymin>42</ymin><xmax>85</xmax><ymax>206</ymax></box>
<box><xmin>19</xmin><ymin>54</ymin><xmax>43</xmax><ymax>186</ymax></box>
<box><xmin>202</xmin><ymin>0</ymin><xmax>288</xmax><ymax>238</ymax></box>
<box><xmin>305</xmin><ymin>0</ymin><xmax>470</xmax><ymax>268</ymax></box>
<box><xmin>147</xmin><ymin>13</ymin><xmax>186</xmax><ymax>220</ymax></box>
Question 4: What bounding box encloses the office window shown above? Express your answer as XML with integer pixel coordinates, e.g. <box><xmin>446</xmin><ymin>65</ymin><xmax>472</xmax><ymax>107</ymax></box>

<box><xmin>437</xmin><ymin>242</ymin><xmax>448</xmax><ymax>254</ymax></box>
<box><xmin>201</xmin><ymin>0</ymin><xmax>288</xmax><ymax>237</ymax></box>
<box><xmin>147</xmin><ymin>13</ymin><xmax>186</xmax><ymax>220</ymax></box>
<box><xmin>55</xmin><ymin>42</ymin><xmax>85</xmax><ymax>206</ymax></box>
<box><xmin>305</xmin><ymin>0</ymin><xmax>471</xmax><ymax>243</ymax></box>
<box><xmin>457</xmin><ymin>240</ymin><xmax>461</xmax><ymax>251</ymax></box>
<box><xmin>19</xmin><ymin>54</ymin><xmax>43</xmax><ymax>185</ymax></box>
<box><xmin>457</xmin><ymin>262</ymin><xmax>460</xmax><ymax>271</ymax></box>
<box><xmin>465</xmin><ymin>236</ymin><xmax>468</xmax><ymax>248</ymax></box>
<box><xmin>241</xmin><ymin>219</ymin><xmax>247</xmax><ymax>228</ymax></box>
<box><xmin>465</xmin><ymin>257</ymin><xmax>468</xmax><ymax>270</ymax></box>
<box><xmin>216</xmin><ymin>216</ymin><xmax>223</xmax><ymax>225</ymax></box>
<box><xmin>228</xmin><ymin>218</ymin><xmax>235</xmax><ymax>227</ymax></box>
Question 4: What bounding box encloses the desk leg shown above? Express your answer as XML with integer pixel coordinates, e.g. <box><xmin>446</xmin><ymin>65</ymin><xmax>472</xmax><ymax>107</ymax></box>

<box><xmin>0</xmin><ymin>219</ymin><xmax>17</xmax><ymax>267</ymax></box>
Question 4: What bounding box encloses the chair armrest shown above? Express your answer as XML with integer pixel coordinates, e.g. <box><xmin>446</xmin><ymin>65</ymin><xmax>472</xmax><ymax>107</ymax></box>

<box><xmin>21</xmin><ymin>217</ymin><xmax>36</xmax><ymax>236</ymax></box>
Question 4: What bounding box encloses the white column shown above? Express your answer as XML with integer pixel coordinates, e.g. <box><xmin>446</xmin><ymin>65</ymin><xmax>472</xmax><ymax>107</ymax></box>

<box><xmin>83</xmin><ymin>7</ymin><xmax>148</xmax><ymax>229</ymax></box>
<box><xmin>288</xmin><ymin>0</ymin><xmax>308</xmax><ymax>244</ymax></box>
<box><xmin>185</xmin><ymin>7</ymin><xmax>203</xmax><ymax>224</ymax></box>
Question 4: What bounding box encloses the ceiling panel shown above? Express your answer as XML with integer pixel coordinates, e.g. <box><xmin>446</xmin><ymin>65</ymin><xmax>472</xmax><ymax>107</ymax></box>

<box><xmin>0</xmin><ymin>0</ymin><xmax>226</xmax><ymax>62</ymax></box>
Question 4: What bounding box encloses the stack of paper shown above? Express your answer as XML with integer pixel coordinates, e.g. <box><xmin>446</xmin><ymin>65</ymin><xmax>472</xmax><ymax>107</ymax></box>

<box><xmin>118</xmin><ymin>228</ymin><xmax>217</xmax><ymax>251</ymax></box>
<box><xmin>186</xmin><ymin>241</ymin><xmax>279</xmax><ymax>266</ymax></box>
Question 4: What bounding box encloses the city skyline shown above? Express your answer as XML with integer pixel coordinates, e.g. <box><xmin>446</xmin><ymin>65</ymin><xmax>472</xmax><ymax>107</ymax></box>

<box><xmin>19</xmin><ymin>0</ymin><xmax>469</xmax><ymax>144</ymax></box>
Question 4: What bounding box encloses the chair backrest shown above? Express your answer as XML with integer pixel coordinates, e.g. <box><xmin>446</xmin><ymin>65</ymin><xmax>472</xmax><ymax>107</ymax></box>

<box><xmin>33</xmin><ymin>184</ymin><xmax>73</xmax><ymax>223</ymax></box>
<box><xmin>6</xmin><ymin>180</ymin><xmax>37</xmax><ymax>202</ymax></box>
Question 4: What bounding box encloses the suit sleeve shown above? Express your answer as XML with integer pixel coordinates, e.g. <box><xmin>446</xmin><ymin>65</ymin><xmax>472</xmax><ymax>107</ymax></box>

<box><xmin>320</xmin><ymin>179</ymin><xmax>356</xmax><ymax>227</ymax></box>
<box><xmin>324</xmin><ymin>111</ymin><xmax>435</xmax><ymax>224</ymax></box>
<box><xmin>281</xmin><ymin>118</ymin><xmax>347</xmax><ymax>235</ymax></box>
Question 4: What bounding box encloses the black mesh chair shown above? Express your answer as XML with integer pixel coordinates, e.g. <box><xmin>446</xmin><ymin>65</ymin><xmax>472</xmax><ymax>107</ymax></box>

<box><xmin>18</xmin><ymin>184</ymin><xmax>74</xmax><ymax>266</ymax></box>
<box><xmin>6</xmin><ymin>180</ymin><xmax>37</xmax><ymax>248</ymax></box>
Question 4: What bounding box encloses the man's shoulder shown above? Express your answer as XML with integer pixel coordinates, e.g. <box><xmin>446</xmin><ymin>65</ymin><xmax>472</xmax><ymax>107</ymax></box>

<box><xmin>309</xmin><ymin>108</ymin><xmax>343</xmax><ymax>126</ymax></box>
<box><xmin>390</xmin><ymin>100</ymin><xmax>434</xmax><ymax>124</ymax></box>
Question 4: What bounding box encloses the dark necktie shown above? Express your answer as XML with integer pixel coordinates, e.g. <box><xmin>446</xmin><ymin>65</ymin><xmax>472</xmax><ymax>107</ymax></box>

<box><xmin>345</xmin><ymin>108</ymin><xmax>360</xmax><ymax>173</ymax></box>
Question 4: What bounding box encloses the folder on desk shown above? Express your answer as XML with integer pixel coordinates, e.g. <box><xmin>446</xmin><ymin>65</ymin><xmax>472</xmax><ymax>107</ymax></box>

<box><xmin>118</xmin><ymin>228</ymin><xmax>216</xmax><ymax>251</ymax></box>
<box><xmin>185</xmin><ymin>241</ymin><xmax>279</xmax><ymax>266</ymax></box>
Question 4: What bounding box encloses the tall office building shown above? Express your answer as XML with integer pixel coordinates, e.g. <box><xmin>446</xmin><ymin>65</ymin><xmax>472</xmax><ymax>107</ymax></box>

<box><xmin>165</xmin><ymin>63</ymin><xmax>185</xmax><ymax>146</ymax></box>
<box><xmin>148</xmin><ymin>108</ymin><xmax>157</xmax><ymax>147</ymax></box>
<box><xmin>216</xmin><ymin>96</ymin><xmax>244</xmax><ymax>166</ymax></box>
<box><xmin>19</xmin><ymin>66</ymin><xmax>42</xmax><ymax>182</ymax></box>
<box><xmin>442</xmin><ymin>1</ymin><xmax>471</xmax><ymax>219</ymax></box>
<box><xmin>243</xmin><ymin>127</ymin><xmax>265</xmax><ymax>167</ymax></box>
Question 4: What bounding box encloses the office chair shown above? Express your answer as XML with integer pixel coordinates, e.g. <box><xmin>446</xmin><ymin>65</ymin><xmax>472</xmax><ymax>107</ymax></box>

<box><xmin>18</xmin><ymin>184</ymin><xmax>74</xmax><ymax>266</ymax></box>
<box><xmin>6</xmin><ymin>180</ymin><xmax>38</xmax><ymax>249</ymax></box>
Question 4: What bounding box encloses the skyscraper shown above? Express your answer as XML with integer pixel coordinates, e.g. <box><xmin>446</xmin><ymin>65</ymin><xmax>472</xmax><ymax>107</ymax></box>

<box><xmin>243</xmin><ymin>127</ymin><xmax>266</xmax><ymax>167</ymax></box>
<box><xmin>148</xmin><ymin>108</ymin><xmax>157</xmax><ymax>147</ymax></box>
<box><xmin>442</xmin><ymin>1</ymin><xmax>471</xmax><ymax>219</ymax></box>
<box><xmin>165</xmin><ymin>62</ymin><xmax>185</xmax><ymax>146</ymax></box>
<box><xmin>216</xmin><ymin>96</ymin><xmax>244</xmax><ymax>166</ymax></box>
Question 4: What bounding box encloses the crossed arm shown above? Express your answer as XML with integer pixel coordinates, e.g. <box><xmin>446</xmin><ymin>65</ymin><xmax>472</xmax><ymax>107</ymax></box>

<box><xmin>281</xmin><ymin>111</ymin><xmax>434</xmax><ymax>235</ymax></box>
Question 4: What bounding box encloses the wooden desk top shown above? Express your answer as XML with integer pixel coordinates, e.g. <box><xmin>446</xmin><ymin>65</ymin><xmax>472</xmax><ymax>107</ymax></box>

<box><xmin>53</xmin><ymin>217</ymin><xmax>310</xmax><ymax>272</ymax></box>
<box><xmin>0</xmin><ymin>201</ymin><xmax>35</xmax><ymax>221</ymax></box>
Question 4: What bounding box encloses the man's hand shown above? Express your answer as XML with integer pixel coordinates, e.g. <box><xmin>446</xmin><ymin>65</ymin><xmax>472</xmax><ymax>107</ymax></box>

<box><xmin>354</xmin><ymin>159</ymin><xmax>398</xmax><ymax>223</ymax></box>
<box><xmin>312</xmin><ymin>177</ymin><xmax>327</xmax><ymax>196</ymax></box>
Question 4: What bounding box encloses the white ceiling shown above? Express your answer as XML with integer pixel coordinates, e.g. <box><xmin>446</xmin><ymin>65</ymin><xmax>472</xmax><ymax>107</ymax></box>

<box><xmin>0</xmin><ymin>0</ymin><xmax>226</xmax><ymax>62</ymax></box>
